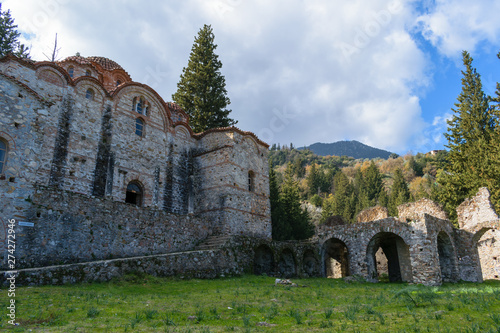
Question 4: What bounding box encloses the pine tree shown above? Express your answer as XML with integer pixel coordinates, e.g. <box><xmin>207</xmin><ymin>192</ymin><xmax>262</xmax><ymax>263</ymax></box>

<box><xmin>0</xmin><ymin>4</ymin><xmax>30</xmax><ymax>58</ymax></box>
<box><xmin>437</xmin><ymin>50</ymin><xmax>499</xmax><ymax>221</ymax></box>
<box><xmin>306</xmin><ymin>163</ymin><xmax>320</xmax><ymax>196</ymax></box>
<box><xmin>321</xmin><ymin>171</ymin><xmax>356</xmax><ymax>223</ymax></box>
<box><xmin>172</xmin><ymin>24</ymin><xmax>236</xmax><ymax>133</ymax></box>
<box><xmin>275</xmin><ymin>163</ymin><xmax>314</xmax><ymax>240</ymax></box>
<box><xmin>364</xmin><ymin>161</ymin><xmax>383</xmax><ymax>206</ymax></box>
<box><xmin>270</xmin><ymin>163</ymin><xmax>290</xmax><ymax>240</ymax></box>
<box><xmin>388</xmin><ymin>169</ymin><xmax>411</xmax><ymax>216</ymax></box>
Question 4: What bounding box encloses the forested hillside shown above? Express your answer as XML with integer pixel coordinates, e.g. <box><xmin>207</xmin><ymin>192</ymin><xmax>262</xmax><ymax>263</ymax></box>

<box><xmin>269</xmin><ymin>145</ymin><xmax>449</xmax><ymax>226</ymax></box>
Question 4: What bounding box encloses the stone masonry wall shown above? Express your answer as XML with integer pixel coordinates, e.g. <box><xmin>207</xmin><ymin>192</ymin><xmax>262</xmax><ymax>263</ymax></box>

<box><xmin>2</xmin><ymin>186</ymin><xmax>210</xmax><ymax>271</ymax></box>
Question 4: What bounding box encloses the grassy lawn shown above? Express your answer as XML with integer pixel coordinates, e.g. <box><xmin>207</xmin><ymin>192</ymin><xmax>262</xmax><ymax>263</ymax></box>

<box><xmin>1</xmin><ymin>274</ymin><xmax>499</xmax><ymax>332</ymax></box>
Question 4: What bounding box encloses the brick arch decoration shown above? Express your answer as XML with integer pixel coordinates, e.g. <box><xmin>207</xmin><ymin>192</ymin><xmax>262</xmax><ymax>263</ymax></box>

<box><xmin>174</xmin><ymin>124</ymin><xmax>192</xmax><ymax>140</ymax></box>
<box><xmin>74</xmin><ymin>78</ymin><xmax>108</xmax><ymax>103</ymax></box>
<box><xmin>36</xmin><ymin>67</ymin><xmax>67</xmax><ymax>88</ymax></box>
<box><xmin>112</xmin><ymin>82</ymin><xmax>173</xmax><ymax>132</ymax></box>
<box><xmin>277</xmin><ymin>247</ymin><xmax>297</xmax><ymax>278</ymax></box>
<box><xmin>122</xmin><ymin>174</ymin><xmax>151</xmax><ymax>206</ymax></box>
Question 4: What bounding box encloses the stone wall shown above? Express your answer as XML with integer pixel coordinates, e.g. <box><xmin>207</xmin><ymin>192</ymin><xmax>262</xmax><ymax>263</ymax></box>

<box><xmin>2</xmin><ymin>186</ymin><xmax>210</xmax><ymax>270</ymax></box>
<box><xmin>398</xmin><ymin>198</ymin><xmax>448</xmax><ymax>222</ymax></box>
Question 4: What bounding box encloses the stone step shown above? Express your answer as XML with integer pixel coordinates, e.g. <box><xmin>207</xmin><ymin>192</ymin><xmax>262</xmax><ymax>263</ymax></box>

<box><xmin>195</xmin><ymin>236</ymin><xmax>232</xmax><ymax>250</ymax></box>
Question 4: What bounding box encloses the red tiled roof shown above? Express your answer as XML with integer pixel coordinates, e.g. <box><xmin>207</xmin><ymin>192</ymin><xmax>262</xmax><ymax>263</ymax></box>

<box><xmin>86</xmin><ymin>56</ymin><xmax>124</xmax><ymax>71</ymax></box>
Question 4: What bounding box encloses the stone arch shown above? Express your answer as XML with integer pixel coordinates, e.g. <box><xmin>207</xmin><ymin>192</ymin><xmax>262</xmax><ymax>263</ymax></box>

<box><xmin>125</xmin><ymin>181</ymin><xmax>144</xmax><ymax>207</ymax></box>
<box><xmin>277</xmin><ymin>248</ymin><xmax>296</xmax><ymax>278</ymax></box>
<box><xmin>36</xmin><ymin>68</ymin><xmax>66</xmax><ymax>87</ymax></box>
<box><xmin>366</xmin><ymin>232</ymin><xmax>412</xmax><ymax>282</ymax></box>
<box><xmin>254</xmin><ymin>245</ymin><xmax>274</xmax><ymax>276</ymax></box>
<box><xmin>436</xmin><ymin>231</ymin><xmax>458</xmax><ymax>282</ymax></box>
<box><xmin>323</xmin><ymin>238</ymin><xmax>350</xmax><ymax>278</ymax></box>
<box><xmin>302</xmin><ymin>249</ymin><xmax>319</xmax><ymax>277</ymax></box>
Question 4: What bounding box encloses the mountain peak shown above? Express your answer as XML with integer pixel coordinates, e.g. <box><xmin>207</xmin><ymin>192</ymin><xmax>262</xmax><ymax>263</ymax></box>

<box><xmin>301</xmin><ymin>140</ymin><xmax>394</xmax><ymax>159</ymax></box>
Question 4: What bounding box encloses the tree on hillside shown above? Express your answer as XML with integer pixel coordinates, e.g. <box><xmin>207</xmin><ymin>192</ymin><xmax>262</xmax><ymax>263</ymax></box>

<box><xmin>271</xmin><ymin>163</ymin><xmax>314</xmax><ymax>240</ymax></box>
<box><xmin>388</xmin><ymin>169</ymin><xmax>411</xmax><ymax>216</ymax></box>
<box><xmin>0</xmin><ymin>4</ymin><xmax>30</xmax><ymax>58</ymax></box>
<box><xmin>321</xmin><ymin>171</ymin><xmax>356</xmax><ymax>223</ymax></box>
<box><xmin>172</xmin><ymin>24</ymin><xmax>236</xmax><ymax>133</ymax></box>
<box><xmin>364</xmin><ymin>161</ymin><xmax>384</xmax><ymax>206</ymax></box>
<box><xmin>436</xmin><ymin>50</ymin><xmax>499</xmax><ymax>221</ymax></box>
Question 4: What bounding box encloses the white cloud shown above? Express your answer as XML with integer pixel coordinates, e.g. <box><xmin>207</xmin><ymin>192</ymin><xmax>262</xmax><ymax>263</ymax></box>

<box><xmin>417</xmin><ymin>0</ymin><xmax>500</xmax><ymax>57</ymax></box>
<box><xmin>4</xmin><ymin>0</ymin><xmax>437</xmax><ymax>154</ymax></box>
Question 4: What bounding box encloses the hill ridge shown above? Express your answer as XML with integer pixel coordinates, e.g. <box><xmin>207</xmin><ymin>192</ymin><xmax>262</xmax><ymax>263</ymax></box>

<box><xmin>300</xmin><ymin>140</ymin><xmax>394</xmax><ymax>159</ymax></box>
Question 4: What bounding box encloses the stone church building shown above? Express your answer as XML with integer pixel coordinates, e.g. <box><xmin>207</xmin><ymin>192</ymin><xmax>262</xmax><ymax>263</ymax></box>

<box><xmin>0</xmin><ymin>54</ymin><xmax>498</xmax><ymax>286</ymax></box>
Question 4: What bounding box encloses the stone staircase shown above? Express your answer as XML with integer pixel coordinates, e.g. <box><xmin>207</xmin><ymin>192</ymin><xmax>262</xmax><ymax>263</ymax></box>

<box><xmin>194</xmin><ymin>235</ymin><xmax>232</xmax><ymax>251</ymax></box>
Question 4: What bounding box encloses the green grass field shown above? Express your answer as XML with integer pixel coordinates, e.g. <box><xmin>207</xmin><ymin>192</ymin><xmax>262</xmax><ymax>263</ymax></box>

<box><xmin>1</xmin><ymin>274</ymin><xmax>499</xmax><ymax>332</ymax></box>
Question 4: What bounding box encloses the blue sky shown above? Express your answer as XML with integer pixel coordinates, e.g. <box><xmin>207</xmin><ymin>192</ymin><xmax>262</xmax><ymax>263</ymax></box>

<box><xmin>5</xmin><ymin>0</ymin><xmax>500</xmax><ymax>155</ymax></box>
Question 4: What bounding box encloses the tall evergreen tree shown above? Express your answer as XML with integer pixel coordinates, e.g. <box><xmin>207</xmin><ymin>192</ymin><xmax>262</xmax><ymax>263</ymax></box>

<box><xmin>388</xmin><ymin>169</ymin><xmax>411</xmax><ymax>216</ymax></box>
<box><xmin>436</xmin><ymin>51</ymin><xmax>499</xmax><ymax>221</ymax></box>
<box><xmin>321</xmin><ymin>171</ymin><xmax>356</xmax><ymax>223</ymax></box>
<box><xmin>274</xmin><ymin>163</ymin><xmax>314</xmax><ymax>240</ymax></box>
<box><xmin>364</xmin><ymin>161</ymin><xmax>383</xmax><ymax>206</ymax></box>
<box><xmin>0</xmin><ymin>4</ymin><xmax>30</xmax><ymax>58</ymax></box>
<box><xmin>270</xmin><ymin>163</ymin><xmax>290</xmax><ymax>240</ymax></box>
<box><xmin>172</xmin><ymin>24</ymin><xmax>236</xmax><ymax>133</ymax></box>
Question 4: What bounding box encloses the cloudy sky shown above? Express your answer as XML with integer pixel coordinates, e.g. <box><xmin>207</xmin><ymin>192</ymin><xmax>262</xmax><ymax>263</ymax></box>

<box><xmin>4</xmin><ymin>0</ymin><xmax>500</xmax><ymax>154</ymax></box>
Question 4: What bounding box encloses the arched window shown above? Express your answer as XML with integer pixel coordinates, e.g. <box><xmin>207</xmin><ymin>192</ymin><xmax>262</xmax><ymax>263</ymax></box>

<box><xmin>68</xmin><ymin>66</ymin><xmax>74</xmax><ymax>78</ymax></box>
<box><xmin>133</xmin><ymin>97</ymin><xmax>146</xmax><ymax>115</ymax></box>
<box><xmin>248</xmin><ymin>171</ymin><xmax>255</xmax><ymax>192</ymax></box>
<box><xmin>116</xmin><ymin>80</ymin><xmax>121</xmax><ymax>87</ymax></box>
<box><xmin>85</xmin><ymin>70</ymin><xmax>91</xmax><ymax>76</ymax></box>
<box><xmin>85</xmin><ymin>88</ymin><xmax>94</xmax><ymax>100</ymax></box>
<box><xmin>135</xmin><ymin>118</ymin><xmax>144</xmax><ymax>137</ymax></box>
<box><xmin>0</xmin><ymin>139</ymin><xmax>7</xmax><ymax>174</ymax></box>
<box><xmin>125</xmin><ymin>182</ymin><xmax>143</xmax><ymax>207</ymax></box>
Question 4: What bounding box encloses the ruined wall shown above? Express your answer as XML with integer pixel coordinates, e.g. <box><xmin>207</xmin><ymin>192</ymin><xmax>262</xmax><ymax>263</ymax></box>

<box><xmin>398</xmin><ymin>198</ymin><xmax>448</xmax><ymax>222</ymax></box>
<box><xmin>357</xmin><ymin>206</ymin><xmax>388</xmax><ymax>223</ymax></box>
<box><xmin>2</xmin><ymin>186</ymin><xmax>210</xmax><ymax>270</ymax></box>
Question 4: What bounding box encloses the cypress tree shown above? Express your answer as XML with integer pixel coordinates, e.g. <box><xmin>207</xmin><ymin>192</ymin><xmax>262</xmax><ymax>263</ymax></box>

<box><xmin>0</xmin><ymin>4</ymin><xmax>30</xmax><ymax>58</ymax></box>
<box><xmin>437</xmin><ymin>50</ymin><xmax>499</xmax><ymax>221</ymax></box>
<box><xmin>172</xmin><ymin>24</ymin><xmax>236</xmax><ymax>133</ymax></box>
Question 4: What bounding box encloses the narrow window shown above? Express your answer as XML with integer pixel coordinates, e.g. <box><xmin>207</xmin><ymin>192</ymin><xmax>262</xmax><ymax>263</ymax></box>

<box><xmin>125</xmin><ymin>182</ymin><xmax>143</xmax><ymax>206</ymax></box>
<box><xmin>85</xmin><ymin>88</ymin><xmax>94</xmax><ymax>100</ymax></box>
<box><xmin>135</xmin><ymin>118</ymin><xmax>144</xmax><ymax>137</ymax></box>
<box><xmin>136</xmin><ymin>98</ymin><xmax>143</xmax><ymax>114</ymax></box>
<box><xmin>68</xmin><ymin>66</ymin><xmax>74</xmax><ymax>78</ymax></box>
<box><xmin>248</xmin><ymin>171</ymin><xmax>255</xmax><ymax>192</ymax></box>
<box><xmin>0</xmin><ymin>139</ymin><xmax>7</xmax><ymax>174</ymax></box>
<box><xmin>116</xmin><ymin>80</ymin><xmax>121</xmax><ymax>86</ymax></box>
<box><xmin>85</xmin><ymin>70</ymin><xmax>91</xmax><ymax>76</ymax></box>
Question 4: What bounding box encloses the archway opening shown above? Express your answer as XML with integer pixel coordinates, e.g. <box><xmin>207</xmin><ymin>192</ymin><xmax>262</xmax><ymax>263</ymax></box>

<box><xmin>366</xmin><ymin>232</ymin><xmax>412</xmax><ymax>283</ymax></box>
<box><xmin>303</xmin><ymin>249</ymin><xmax>319</xmax><ymax>277</ymax></box>
<box><xmin>254</xmin><ymin>245</ymin><xmax>274</xmax><ymax>276</ymax></box>
<box><xmin>278</xmin><ymin>249</ymin><xmax>296</xmax><ymax>278</ymax></box>
<box><xmin>323</xmin><ymin>238</ymin><xmax>350</xmax><ymax>278</ymax></box>
<box><xmin>125</xmin><ymin>182</ymin><xmax>143</xmax><ymax>207</ymax></box>
<box><xmin>437</xmin><ymin>231</ymin><xmax>458</xmax><ymax>282</ymax></box>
